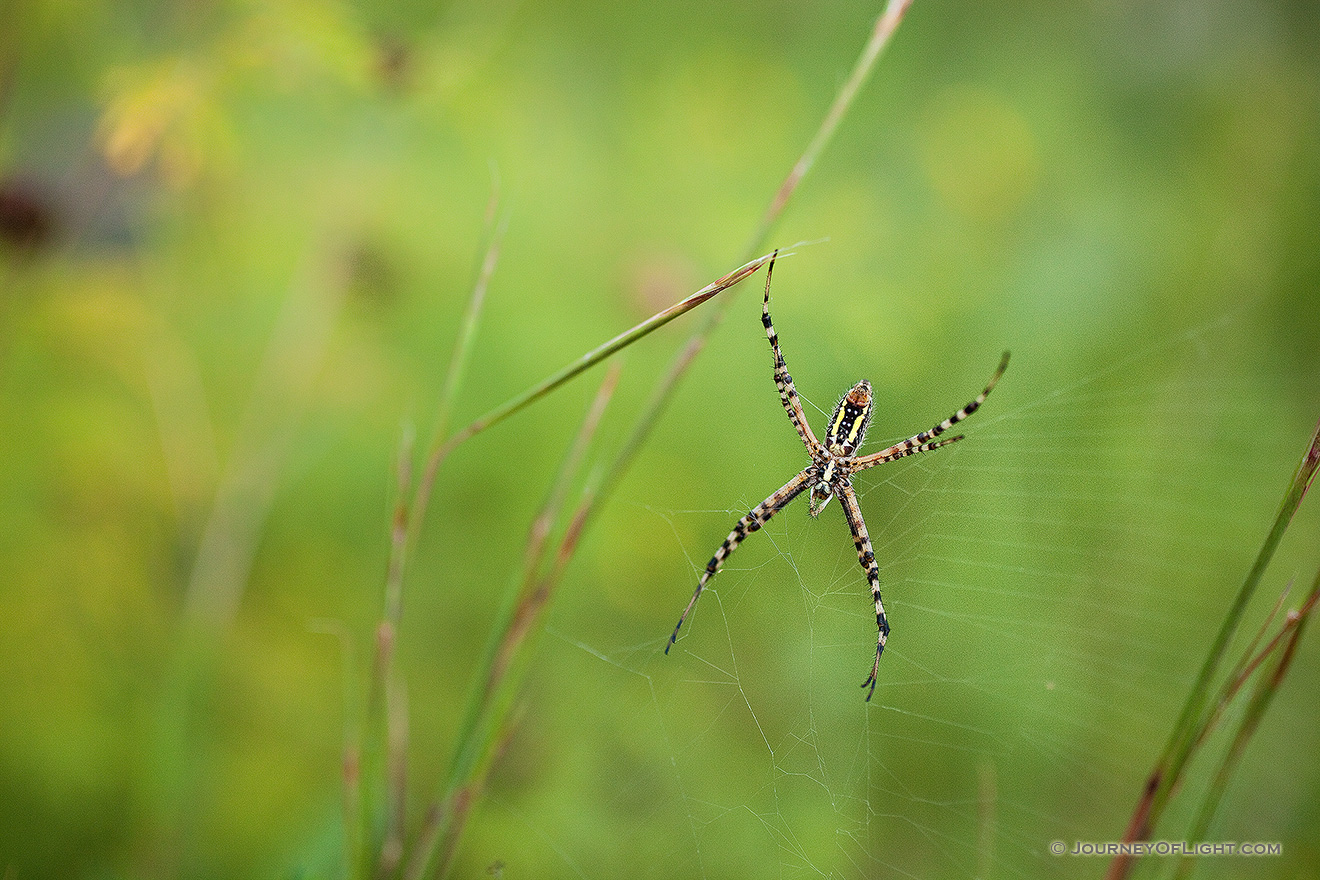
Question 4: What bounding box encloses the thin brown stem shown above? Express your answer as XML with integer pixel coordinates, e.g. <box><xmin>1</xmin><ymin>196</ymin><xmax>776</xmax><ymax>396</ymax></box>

<box><xmin>1193</xmin><ymin>580</ymin><xmax>1301</xmax><ymax>752</ymax></box>
<box><xmin>378</xmin><ymin>671</ymin><xmax>409</xmax><ymax>879</ymax></box>
<box><xmin>367</xmin><ymin>427</ymin><xmax>416</xmax><ymax>880</ymax></box>
<box><xmin>486</xmin><ymin>363</ymin><xmax>622</xmax><ymax>703</ymax></box>
<box><xmin>385</xmin><ymin>426</ymin><xmax>415</xmax><ymax>630</ymax></box>
<box><xmin>406</xmin><ymin>367</ymin><xmax>623</xmax><ymax>880</ymax></box>
<box><xmin>411</xmin><ymin>211</ymin><xmax>508</xmax><ymax>544</ymax></box>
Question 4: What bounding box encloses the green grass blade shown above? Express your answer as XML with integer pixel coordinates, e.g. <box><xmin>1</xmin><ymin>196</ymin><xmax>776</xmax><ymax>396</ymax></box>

<box><xmin>594</xmin><ymin>0</ymin><xmax>916</xmax><ymax>517</ymax></box>
<box><xmin>408</xmin><ymin>251</ymin><xmax>774</xmax><ymax>528</ymax></box>
<box><xmin>1154</xmin><ymin>419</ymin><xmax>1320</xmax><ymax>803</ymax></box>
<box><xmin>1107</xmin><ymin>419</ymin><xmax>1320</xmax><ymax>880</ymax></box>
<box><xmin>1171</xmin><ymin>573</ymin><xmax>1320</xmax><ymax>880</ymax></box>
<box><xmin>404</xmin><ymin>367</ymin><xmax>622</xmax><ymax>880</ymax></box>
<box><xmin>744</xmin><ymin>0</ymin><xmax>914</xmax><ymax>258</ymax></box>
<box><xmin>457</xmin><ymin>252</ymin><xmax>768</xmax><ymax>438</ymax></box>
<box><xmin>410</xmin><ymin>208</ymin><xmax>509</xmax><ymax>552</ymax></box>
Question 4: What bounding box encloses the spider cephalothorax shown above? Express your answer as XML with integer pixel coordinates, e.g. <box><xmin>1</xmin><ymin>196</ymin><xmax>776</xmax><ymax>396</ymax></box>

<box><xmin>665</xmin><ymin>250</ymin><xmax>1009</xmax><ymax>700</ymax></box>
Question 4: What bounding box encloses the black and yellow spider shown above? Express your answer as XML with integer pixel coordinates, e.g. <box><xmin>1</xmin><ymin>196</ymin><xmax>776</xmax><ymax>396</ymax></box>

<box><xmin>665</xmin><ymin>252</ymin><xmax>1008</xmax><ymax>700</ymax></box>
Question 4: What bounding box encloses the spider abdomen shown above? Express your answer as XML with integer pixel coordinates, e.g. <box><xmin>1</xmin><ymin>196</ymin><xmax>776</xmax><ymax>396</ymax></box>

<box><xmin>826</xmin><ymin>380</ymin><xmax>873</xmax><ymax>456</ymax></box>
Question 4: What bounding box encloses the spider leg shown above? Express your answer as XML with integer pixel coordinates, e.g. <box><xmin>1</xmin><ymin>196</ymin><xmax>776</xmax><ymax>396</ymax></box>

<box><xmin>762</xmin><ymin>251</ymin><xmax>821</xmax><ymax>453</ymax></box>
<box><xmin>852</xmin><ymin>351</ymin><xmax>1009</xmax><ymax>471</ymax></box>
<box><xmin>666</xmin><ymin>468</ymin><xmax>814</xmax><ymax>654</ymax></box>
<box><xmin>837</xmin><ymin>484</ymin><xmax>888</xmax><ymax>701</ymax></box>
<box><xmin>853</xmin><ymin>434</ymin><xmax>966</xmax><ymax>470</ymax></box>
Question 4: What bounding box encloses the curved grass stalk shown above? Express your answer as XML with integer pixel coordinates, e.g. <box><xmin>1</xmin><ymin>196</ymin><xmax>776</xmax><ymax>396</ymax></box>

<box><xmin>1171</xmin><ymin>574</ymin><xmax>1320</xmax><ymax>880</ymax></box>
<box><xmin>1107</xmin><ymin>419</ymin><xmax>1320</xmax><ymax>880</ymax></box>
<box><xmin>744</xmin><ymin>0</ymin><xmax>914</xmax><ymax>258</ymax></box>
<box><xmin>408</xmin><ymin>208</ymin><xmax>510</xmax><ymax>562</ymax></box>
<box><xmin>368</xmin><ymin>191</ymin><xmax>502</xmax><ymax>880</ymax></box>
<box><xmin>596</xmin><ymin>0</ymin><xmax>915</xmax><ymax>516</ymax></box>
<box><xmin>408</xmin><ymin>249</ymin><xmax>775</xmax><ymax>536</ymax></box>
<box><xmin>405</xmin><ymin>367</ymin><xmax>622</xmax><ymax>880</ymax></box>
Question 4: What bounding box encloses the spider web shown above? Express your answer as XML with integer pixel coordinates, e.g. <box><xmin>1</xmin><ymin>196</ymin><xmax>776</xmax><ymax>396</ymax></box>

<box><xmin>474</xmin><ymin>307</ymin><xmax>1318</xmax><ymax>880</ymax></box>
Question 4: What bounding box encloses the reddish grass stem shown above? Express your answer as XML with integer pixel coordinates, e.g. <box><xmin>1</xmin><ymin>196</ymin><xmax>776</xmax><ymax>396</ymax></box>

<box><xmin>406</xmin><ymin>368</ymin><xmax>621</xmax><ymax>880</ymax></box>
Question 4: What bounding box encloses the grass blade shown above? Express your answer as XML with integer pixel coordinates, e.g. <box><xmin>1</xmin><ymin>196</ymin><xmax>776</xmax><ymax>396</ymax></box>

<box><xmin>308</xmin><ymin>619</ymin><xmax>362</xmax><ymax>880</ymax></box>
<box><xmin>410</xmin><ymin>206</ymin><xmax>509</xmax><ymax>552</ymax></box>
<box><xmin>1171</xmin><ymin>574</ymin><xmax>1320</xmax><ymax>880</ymax></box>
<box><xmin>370</xmin><ymin>200</ymin><xmax>504</xmax><ymax>877</ymax></box>
<box><xmin>408</xmin><ymin>251</ymin><xmax>775</xmax><ymax>532</ymax></box>
<box><xmin>592</xmin><ymin>0</ymin><xmax>917</xmax><ymax>525</ymax></box>
<box><xmin>185</xmin><ymin>251</ymin><xmax>350</xmax><ymax>629</ymax></box>
<box><xmin>1107</xmin><ymin>418</ymin><xmax>1320</xmax><ymax>880</ymax></box>
<box><xmin>405</xmin><ymin>366</ymin><xmax>622</xmax><ymax>880</ymax></box>
<box><xmin>745</xmin><ymin>0</ymin><xmax>914</xmax><ymax>257</ymax></box>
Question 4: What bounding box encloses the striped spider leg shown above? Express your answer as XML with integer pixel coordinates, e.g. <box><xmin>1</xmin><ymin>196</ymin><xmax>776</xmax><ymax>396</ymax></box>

<box><xmin>666</xmin><ymin>250</ymin><xmax>1010</xmax><ymax>700</ymax></box>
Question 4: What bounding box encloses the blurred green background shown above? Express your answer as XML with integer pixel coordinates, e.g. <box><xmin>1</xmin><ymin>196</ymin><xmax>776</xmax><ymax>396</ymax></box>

<box><xmin>2</xmin><ymin>1</ymin><xmax>1319</xmax><ymax>878</ymax></box>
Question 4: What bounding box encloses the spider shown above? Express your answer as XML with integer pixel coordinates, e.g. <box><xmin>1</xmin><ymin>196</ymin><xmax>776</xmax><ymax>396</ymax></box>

<box><xmin>665</xmin><ymin>251</ymin><xmax>1009</xmax><ymax>700</ymax></box>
